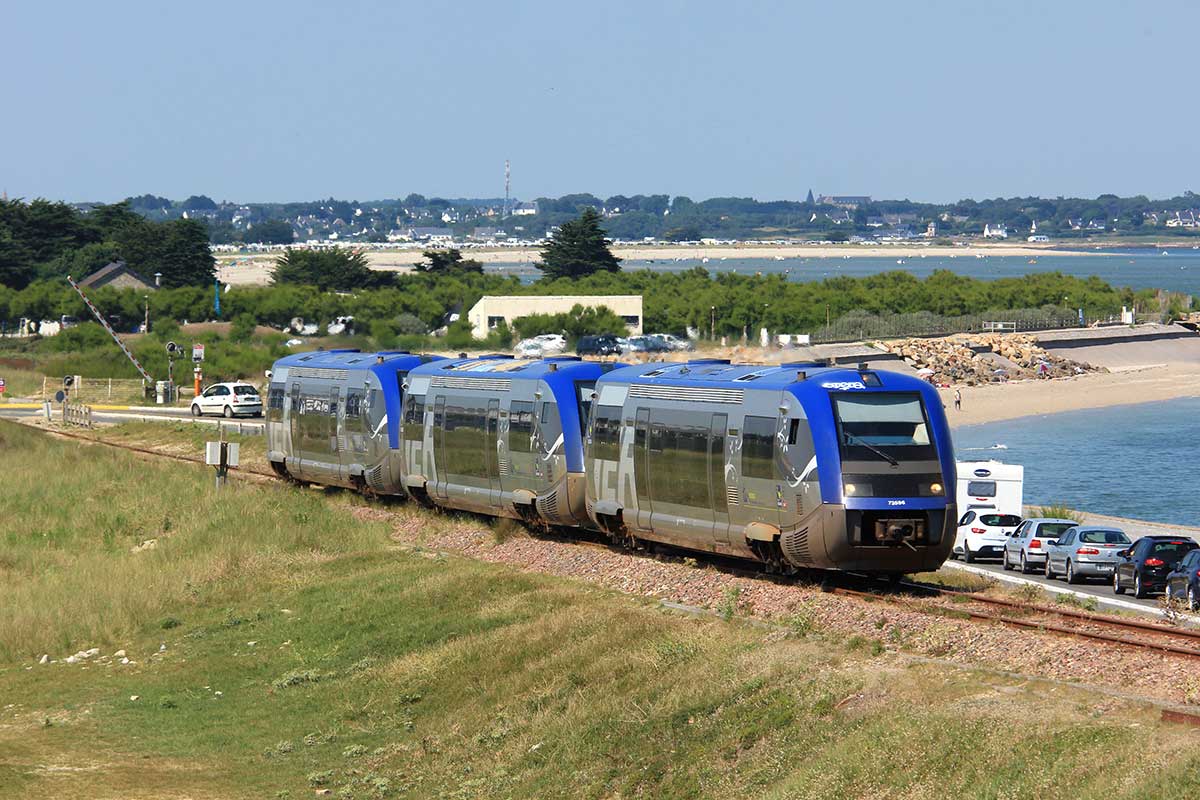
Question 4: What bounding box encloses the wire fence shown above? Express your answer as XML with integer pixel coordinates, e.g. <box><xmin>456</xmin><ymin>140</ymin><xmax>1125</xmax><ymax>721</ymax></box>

<box><xmin>41</xmin><ymin>377</ymin><xmax>151</xmax><ymax>404</ymax></box>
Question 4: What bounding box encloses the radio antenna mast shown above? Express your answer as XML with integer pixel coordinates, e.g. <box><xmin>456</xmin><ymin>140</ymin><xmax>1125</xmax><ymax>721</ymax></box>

<box><xmin>504</xmin><ymin>159</ymin><xmax>510</xmax><ymax>219</ymax></box>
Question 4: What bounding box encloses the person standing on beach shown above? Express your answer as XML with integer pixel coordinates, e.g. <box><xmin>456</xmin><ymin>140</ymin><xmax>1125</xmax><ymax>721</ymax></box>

<box><xmin>953</xmin><ymin>388</ymin><xmax>962</xmax><ymax>411</ymax></box>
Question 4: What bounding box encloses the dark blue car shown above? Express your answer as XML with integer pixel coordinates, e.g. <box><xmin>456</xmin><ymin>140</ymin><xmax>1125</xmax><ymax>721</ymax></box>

<box><xmin>1165</xmin><ymin>547</ymin><xmax>1200</xmax><ymax>610</ymax></box>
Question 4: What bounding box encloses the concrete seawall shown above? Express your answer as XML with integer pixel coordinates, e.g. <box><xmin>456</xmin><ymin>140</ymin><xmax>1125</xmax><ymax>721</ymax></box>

<box><xmin>1036</xmin><ymin>324</ymin><xmax>1200</xmax><ymax>369</ymax></box>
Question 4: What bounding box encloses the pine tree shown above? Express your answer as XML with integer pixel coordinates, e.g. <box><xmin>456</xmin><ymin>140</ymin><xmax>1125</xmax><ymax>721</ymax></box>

<box><xmin>537</xmin><ymin>208</ymin><xmax>621</xmax><ymax>280</ymax></box>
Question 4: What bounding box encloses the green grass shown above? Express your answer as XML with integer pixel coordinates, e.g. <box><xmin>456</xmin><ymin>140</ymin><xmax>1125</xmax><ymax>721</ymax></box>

<box><xmin>0</xmin><ymin>366</ymin><xmax>46</xmax><ymax>400</ymax></box>
<box><xmin>2</xmin><ymin>420</ymin><xmax>1200</xmax><ymax>799</ymax></box>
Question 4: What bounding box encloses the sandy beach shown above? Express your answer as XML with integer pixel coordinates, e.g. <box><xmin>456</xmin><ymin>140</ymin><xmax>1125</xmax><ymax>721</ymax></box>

<box><xmin>216</xmin><ymin>241</ymin><xmax>1102</xmax><ymax>286</ymax></box>
<box><xmin>940</xmin><ymin>362</ymin><xmax>1200</xmax><ymax>429</ymax></box>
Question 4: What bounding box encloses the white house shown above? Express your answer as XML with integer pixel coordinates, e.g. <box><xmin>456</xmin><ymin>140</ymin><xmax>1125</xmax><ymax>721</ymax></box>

<box><xmin>511</xmin><ymin>201</ymin><xmax>539</xmax><ymax>216</ymax></box>
<box><xmin>983</xmin><ymin>223</ymin><xmax>1008</xmax><ymax>239</ymax></box>
<box><xmin>466</xmin><ymin>295</ymin><xmax>643</xmax><ymax>339</ymax></box>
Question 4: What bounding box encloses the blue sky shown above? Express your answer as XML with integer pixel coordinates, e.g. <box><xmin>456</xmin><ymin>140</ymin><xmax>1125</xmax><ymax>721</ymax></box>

<box><xmin>3</xmin><ymin>0</ymin><xmax>1197</xmax><ymax>203</ymax></box>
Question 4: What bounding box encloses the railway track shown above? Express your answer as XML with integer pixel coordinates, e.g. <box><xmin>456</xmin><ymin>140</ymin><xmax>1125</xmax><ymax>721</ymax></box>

<box><xmin>837</xmin><ymin>582</ymin><xmax>1200</xmax><ymax>662</ymax></box>
<box><xmin>26</xmin><ymin>422</ymin><xmax>1200</xmax><ymax>664</ymax></box>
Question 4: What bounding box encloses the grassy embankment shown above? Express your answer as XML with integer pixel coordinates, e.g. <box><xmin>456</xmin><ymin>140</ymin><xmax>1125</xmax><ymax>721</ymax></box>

<box><xmin>2</xmin><ymin>420</ymin><xmax>1200</xmax><ymax>799</ymax></box>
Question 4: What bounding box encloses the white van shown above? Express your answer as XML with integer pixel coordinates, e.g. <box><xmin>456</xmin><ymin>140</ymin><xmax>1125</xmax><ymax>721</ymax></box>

<box><xmin>953</xmin><ymin>461</ymin><xmax>1024</xmax><ymax>561</ymax></box>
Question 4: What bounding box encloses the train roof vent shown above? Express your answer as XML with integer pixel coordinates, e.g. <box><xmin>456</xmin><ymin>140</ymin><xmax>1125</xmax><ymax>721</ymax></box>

<box><xmin>641</xmin><ymin>368</ymin><xmax>668</xmax><ymax>377</ymax></box>
<box><xmin>629</xmin><ymin>384</ymin><xmax>745</xmax><ymax>404</ymax></box>
<box><xmin>479</xmin><ymin>353</ymin><xmax>515</xmax><ymax>359</ymax></box>
<box><xmin>733</xmin><ymin>369</ymin><xmax>775</xmax><ymax>382</ymax></box>
<box><xmin>544</xmin><ymin>355</ymin><xmax>582</xmax><ymax>362</ymax></box>
<box><xmin>376</xmin><ymin>350</ymin><xmax>412</xmax><ymax>356</ymax></box>
<box><xmin>687</xmin><ymin>358</ymin><xmax>730</xmax><ymax>365</ymax></box>
<box><xmin>781</xmin><ymin>361</ymin><xmax>824</xmax><ymax>369</ymax></box>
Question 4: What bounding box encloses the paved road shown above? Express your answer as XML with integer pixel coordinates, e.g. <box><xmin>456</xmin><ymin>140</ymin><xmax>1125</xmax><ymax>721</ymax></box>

<box><xmin>944</xmin><ymin>557</ymin><xmax>1178</xmax><ymax>617</ymax></box>
<box><xmin>0</xmin><ymin>403</ymin><xmax>264</xmax><ymax>432</ymax></box>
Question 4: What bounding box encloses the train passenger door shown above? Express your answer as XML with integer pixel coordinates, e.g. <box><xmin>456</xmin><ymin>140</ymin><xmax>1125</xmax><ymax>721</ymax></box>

<box><xmin>633</xmin><ymin>408</ymin><xmax>652</xmax><ymax>530</ymax></box>
<box><xmin>486</xmin><ymin>399</ymin><xmax>500</xmax><ymax>506</ymax></box>
<box><xmin>709</xmin><ymin>413</ymin><xmax>730</xmax><ymax>545</ymax></box>
<box><xmin>327</xmin><ymin>386</ymin><xmax>341</xmax><ymax>481</ymax></box>
<box><xmin>288</xmin><ymin>382</ymin><xmax>303</xmax><ymax>478</ymax></box>
<box><xmin>432</xmin><ymin>396</ymin><xmax>448</xmax><ymax>500</ymax></box>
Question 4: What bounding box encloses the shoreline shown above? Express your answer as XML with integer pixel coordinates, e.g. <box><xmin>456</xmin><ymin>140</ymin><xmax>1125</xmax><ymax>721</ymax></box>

<box><xmin>216</xmin><ymin>241</ymin><xmax>1105</xmax><ymax>285</ymax></box>
<box><xmin>940</xmin><ymin>363</ymin><xmax>1200</xmax><ymax>429</ymax></box>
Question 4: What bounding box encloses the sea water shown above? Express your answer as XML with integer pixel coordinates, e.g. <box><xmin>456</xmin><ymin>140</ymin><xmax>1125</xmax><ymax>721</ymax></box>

<box><xmin>953</xmin><ymin>397</ymin><xmax>1200</xmax><ymax>527</ymax></box>
<box><xmin>495</xmin><ymin>249</ymin><xmax>1200</xmax><ymax>293</ymax></box>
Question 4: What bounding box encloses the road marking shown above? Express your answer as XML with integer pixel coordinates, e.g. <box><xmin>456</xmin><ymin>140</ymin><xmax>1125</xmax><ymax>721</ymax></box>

<box><xmin>943</xmin><ymin>561</ymin><xmax>1200</xmax><ymax>622</ymax></box>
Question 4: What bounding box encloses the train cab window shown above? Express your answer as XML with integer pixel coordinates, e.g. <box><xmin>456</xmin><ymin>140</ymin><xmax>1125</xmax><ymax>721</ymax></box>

<box><xmin>540</xmin><ymin>402</ymin><xmax>555</xmax><ymax>424</ymax></box>
<box><xmin>741</xmin><ymin>416</ymin><xmax>776</xmax><ymax>479</ymax></box>
<box><xmin>509</xmin><ymin>401</ymin><xmax>534</xmax><ymax>452</ymax></box>
<box><xmin>833</xmin><ymin>393</ymin><xmax>934</xmax><ymax>460</ymax></box>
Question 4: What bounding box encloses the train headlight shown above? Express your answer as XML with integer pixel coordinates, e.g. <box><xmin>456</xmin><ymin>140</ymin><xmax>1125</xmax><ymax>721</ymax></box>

<box><xmin>843</xmin><ymin>483</ymin><xmax>857</xmax><ymax>496</ymax></box>
<box><xmin>930</xmin><ymin>482</ymin><xmax>944</xmax><ymax>495</ymax></box>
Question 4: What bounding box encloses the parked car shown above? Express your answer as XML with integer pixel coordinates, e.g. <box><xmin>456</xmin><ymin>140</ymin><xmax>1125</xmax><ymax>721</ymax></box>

<box><xmin>954</xmin><ymin>510</ymin><xmax>1022</xmax><ymax>563</ymax></box>
<box><xmin>1113</xmin><ymin>536</ymin><xmax>1200</xmax><ymax>598</ymax></box>
<box><xmin>1002</xmin><ymin>517</ymin><xmax>1078</xmax><ymax>574</ymax></box>
<box><xmin>623</xmin><ymin>335</ymin><xmax>671</xmax><ymax>354</ymax></box>
<box><xmin>514</xmin><ymin>338</ymin><xmax>546</xmax><ymax>357</ymax></box>
<box><xmin>191</xmin><ymin>382</ymin><xmax>263</xmax><ymax>418</ymax></box>
<box><xmin>532</xmin><ymin>333</ymin><xmax>567</xmax><ymax>353</ymax></box>
<box><xmin>1165</xmin><ymin>548</ymin><xmax>1200</xmax><ymax>611</ymax></box>
<box><xmin>1043</xmin><ymin>526</ymin><xmax>1132</xmax><ymax>584</ymax></box>
<box><xmin>648</xmin><ymin>333</ymin><xmax>695</xmax><ymax>352</ymax></box>
<box><xmin>576</xmin><ymin>334</ymin><xmax>623</xmax><ymax>357</ymax></box>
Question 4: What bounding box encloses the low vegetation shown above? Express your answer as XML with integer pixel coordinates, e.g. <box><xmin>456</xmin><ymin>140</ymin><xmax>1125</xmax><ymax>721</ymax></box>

<box><xmin>1033</xmin><ymin>503</ymin><xmax>1086</xmax><ymax>523</ymax></box>
<box><xmin>3</xmin><ymin>420</ymin><xmax>1200</xmax><ymax>798</ymax></box>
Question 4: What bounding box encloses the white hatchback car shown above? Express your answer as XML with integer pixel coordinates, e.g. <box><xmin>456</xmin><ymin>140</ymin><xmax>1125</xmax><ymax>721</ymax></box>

<box><xmin>954</xmin><ymin>509</ymin><xmax>1022</xmax><ymax>563</ymax></box>
<box><xmin>191</xmin><ymin>382</ymin><xmax>263</xmax><ymax>418</ymax></box>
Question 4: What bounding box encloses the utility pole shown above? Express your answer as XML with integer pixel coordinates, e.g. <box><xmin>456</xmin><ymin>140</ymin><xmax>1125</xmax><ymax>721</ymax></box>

<box><xmin>504</xmin><ymin>159</ymin><xmax>511</xmax><ymax>220</ymax></box>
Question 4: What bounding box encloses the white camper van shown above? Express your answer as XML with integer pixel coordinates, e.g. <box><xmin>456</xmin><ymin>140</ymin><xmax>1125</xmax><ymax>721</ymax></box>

<box><xmin>953</xmin><ymin>461</ymin><xmax>1025</xmax><ymax>562</ymax></box>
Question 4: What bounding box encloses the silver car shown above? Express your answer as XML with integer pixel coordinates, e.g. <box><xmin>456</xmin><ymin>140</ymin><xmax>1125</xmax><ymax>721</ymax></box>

<box><xmin>1043</xmin><ymin>526</ymin><xmax>1132</xmax><ymax>584</ymax></box>
<box><xmin>1002</xmin><ymin>517</ymin><xmax>1078</xmax><ymax>574</ymax></box>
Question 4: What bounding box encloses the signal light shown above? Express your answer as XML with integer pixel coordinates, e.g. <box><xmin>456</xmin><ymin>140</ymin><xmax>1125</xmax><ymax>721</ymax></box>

<box><xmin>1145</xmin><ymin>557</ymin><xmax>1165</xmax><ymax>567</ymax></box>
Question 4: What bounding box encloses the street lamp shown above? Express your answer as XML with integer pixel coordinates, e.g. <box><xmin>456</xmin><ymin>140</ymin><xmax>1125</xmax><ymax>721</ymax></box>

<box><xmin>710</xmin><ymin>305</ymin><xmax>715</xmax><ymax>339</ymax></box>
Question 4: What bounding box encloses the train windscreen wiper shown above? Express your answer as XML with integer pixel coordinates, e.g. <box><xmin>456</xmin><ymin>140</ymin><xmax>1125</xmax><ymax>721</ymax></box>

<box><xmin>843</xmin><ymin>432</ymin><xmax>899</xmax><ymax>467</ymax></box>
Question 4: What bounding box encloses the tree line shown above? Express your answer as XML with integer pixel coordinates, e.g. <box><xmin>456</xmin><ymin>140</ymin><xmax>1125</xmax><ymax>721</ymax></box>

<box><xmin>0</xmin><ymin>199</ymin><xmax>215</xmax><ymax>289</ymax></box>
<box><xmin>0</xmin><ymin>268</ymin><xmax>1163</xmax><ymax>341</ymax></box>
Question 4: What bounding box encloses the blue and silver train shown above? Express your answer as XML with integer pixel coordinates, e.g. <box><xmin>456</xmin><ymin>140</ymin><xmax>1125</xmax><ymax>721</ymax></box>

<box><xmin>266</xmin><ymin>352</ymin><xmax>957</xmax><ymax>576</ymax></box>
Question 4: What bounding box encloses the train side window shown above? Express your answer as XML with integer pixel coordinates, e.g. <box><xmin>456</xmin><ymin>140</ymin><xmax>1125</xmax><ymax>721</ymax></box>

<box><xmin>403</xmin><ymin>394</ymin><xmax>426</xmax><ymax>442</ymax></box>
<box><xmin>590</xmin><ymin>404</ymin><xmax>622</xmax><ymax>462</ymax></box>
<box><xmin>509</xmin><ymin>400</ymin><xmax>534</xmax><ymax>453</ymax></box>
<box><xmin>741</xmin><ymin>416</ymin><xmax>775</xmax><ymax>479</ymax></box>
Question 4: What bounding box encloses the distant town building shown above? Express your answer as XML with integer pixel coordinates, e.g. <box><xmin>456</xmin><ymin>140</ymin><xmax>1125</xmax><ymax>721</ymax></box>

<box><xmin>1027</xmin><ymin>234</ymin><xmax>1049</xmax><ymax>242</ymax></box>
<box><xmin>408</xmin><ymin>227</ymin><xmax>454</xmax><ymax>242</ymax></box>
<box><xmin>466</xmin><ymin>295</ymin><xmax>643</xmax><ymax>339</ymax></box>
<box><xmin>983</xmin><ymin>223</ymin><xmax>1008</xmax><ymax>239</ymax></box>
<box><xmin>471</xmin><ymin>227</ymin><xmax>502</xmax><ymax>240</ymax></box>
<box><xmin>805</xmin><ymin>188</ymin><xmax>815</xmax><ymax>204</ymax></box>
<box><xmin>511</xmin><ymin>201</ymin><xmax>539</xmax><ymax>216</ymax></box>
<box><xmin>817</xmin><ymin>195</ymin><xmax>872</xmax><ymax>209</ymax></box>
<box><xmin>925</xmin><ymin>221</ymin><xmax>937</xmax><ymax>237</ymax></box>
<box><xmin>77</xmin><ymin>260</ymin><xmax>156</xmax><ymax>291</ymax></box>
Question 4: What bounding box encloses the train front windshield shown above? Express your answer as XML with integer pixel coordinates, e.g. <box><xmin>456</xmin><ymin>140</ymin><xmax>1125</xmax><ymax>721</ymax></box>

<box><xmin>832</xmin><ymin>393</ymin><xmax>944</xmax><ymax>498</ymax></box>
